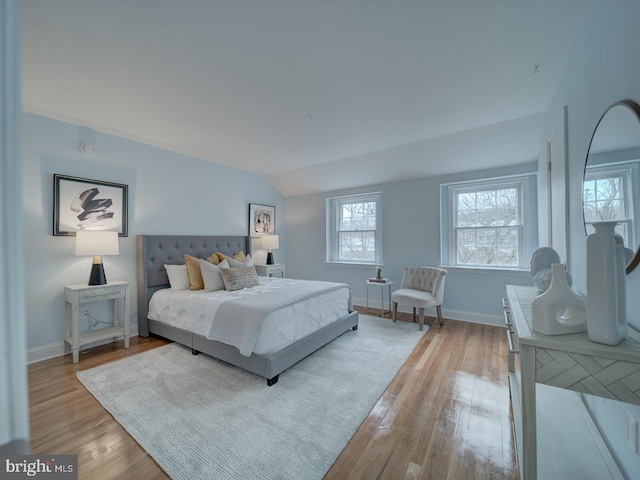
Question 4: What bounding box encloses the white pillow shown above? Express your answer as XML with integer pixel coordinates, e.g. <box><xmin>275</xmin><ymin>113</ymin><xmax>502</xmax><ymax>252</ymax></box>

<box><xmin>165</xmin><ymin>264</ymin><xmax>190</xmax><ymax>291</ymax></box>
<box><xmin>199</xmin><ymin>259</ymin><xmax>225</xmax><ymax>292</ymax></box>
<box><xmin>227</xmin><ymin>254</ymin><xmax>253</xmax><ymax>268</ymax></box>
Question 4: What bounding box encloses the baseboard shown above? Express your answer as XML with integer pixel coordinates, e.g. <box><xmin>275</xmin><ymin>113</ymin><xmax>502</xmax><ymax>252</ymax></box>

<box><xmin>352</xmin><ymin>297</ymin><xmax>502</xmax><ymax>327</ymax></box>
<box><xmin>0</xmin><ymin>439</ymin><xmax>29</xmax><ymax>454</ymax></box>
<box><xmin>27</xmin><ymin>325</ymin><xmax>139</xmax><ymax>365</ymax></box>
<box><xmin>29</xmin><ymin>304</ymin><xmax>504</xmax><ymax>364</ymax></box>
<box><xmin>27</xmin><ymin>342</ymin><xmax>66</xmax><ymax>365</ymax></box>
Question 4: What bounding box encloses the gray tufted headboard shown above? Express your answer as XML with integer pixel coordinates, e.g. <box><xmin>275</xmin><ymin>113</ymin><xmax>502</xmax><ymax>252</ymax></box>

<box><xmin>136</xmin><ymin>235</ymin><xmax>250</xmax><ymax>336</ymax></box>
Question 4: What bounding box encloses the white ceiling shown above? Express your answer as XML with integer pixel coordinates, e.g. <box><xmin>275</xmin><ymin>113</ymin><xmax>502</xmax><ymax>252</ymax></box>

<box><xmin>21</xmin><ymin>0</ymin><xmax>591</xmax><ymax>196</ymax></box>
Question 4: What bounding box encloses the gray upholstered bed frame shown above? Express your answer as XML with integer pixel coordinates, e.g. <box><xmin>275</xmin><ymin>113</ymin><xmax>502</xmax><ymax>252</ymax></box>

<box><xmin>137</xmin><ymin>235</ymin><xmax>358</xmax><ymax>385</ymax></box>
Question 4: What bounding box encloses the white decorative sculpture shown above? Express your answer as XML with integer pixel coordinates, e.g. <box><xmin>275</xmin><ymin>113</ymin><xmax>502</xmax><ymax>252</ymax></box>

<box><xmin>531</xmin><ymin>263</ymin><xmax>587</xmax><ymax>335</ymax></box>
<box><xmin>530</xmin><ymin>247</ymin><xmax>572</xmax><ymax>293</ymax></box>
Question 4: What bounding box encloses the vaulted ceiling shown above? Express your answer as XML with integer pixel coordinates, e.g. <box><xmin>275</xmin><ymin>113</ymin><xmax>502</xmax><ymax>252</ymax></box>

<box><xmin>21</xmin><ymin>0</ymin><xmax>591</xmax><ymax>196</ymax></box>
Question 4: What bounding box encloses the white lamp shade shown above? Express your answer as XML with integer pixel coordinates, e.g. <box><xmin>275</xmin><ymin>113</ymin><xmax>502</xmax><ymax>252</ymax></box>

<box><xmin>261</xmin><ymin>235</ymin><xmax>279</xmax><ymax>250</ymax></box>
<box><xmin>75</xmin><ymin>230</ymin><xmax>119</xmax><ymax>256</ymax></box>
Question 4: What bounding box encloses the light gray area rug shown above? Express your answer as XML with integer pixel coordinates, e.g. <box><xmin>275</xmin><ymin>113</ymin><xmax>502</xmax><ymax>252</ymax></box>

<box><xmin>77</xmin><ymin>316</ymin><xmax>426</xmax><ymax>480</ymax></box>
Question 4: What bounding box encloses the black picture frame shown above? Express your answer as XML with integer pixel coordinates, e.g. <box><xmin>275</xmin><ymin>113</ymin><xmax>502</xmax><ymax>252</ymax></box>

<box><xmin>53</xmin><ymin>174</ymin><xmax>128</xmax><ymax>236</ymax></box>
<box><xmin>248</xmin><ymin>203</ymin><xmax>275</xmax><ymax>236</ymax></box>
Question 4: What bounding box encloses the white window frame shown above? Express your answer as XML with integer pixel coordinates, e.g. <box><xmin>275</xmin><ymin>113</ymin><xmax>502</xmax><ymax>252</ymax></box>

<box><xmin>583</xmin><ymin>165</ymin><xmax>635</xmax><ymax>249</ymax></box>
<box><xmin>326</xmin><ymin>192</ymin><xmax>382</xmax><ymax>264</ymax></box>
<box><xmin>442</xmin><ymin>176</ymin><xmax>530</xmax><ymax>269</ymax></box>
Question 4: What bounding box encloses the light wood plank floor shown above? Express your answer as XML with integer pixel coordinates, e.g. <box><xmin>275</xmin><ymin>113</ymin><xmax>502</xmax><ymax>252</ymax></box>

<box><xmin>28</xmin><ymin>309</ymin><xmax>518</xmax><ymax>480</ymax></box>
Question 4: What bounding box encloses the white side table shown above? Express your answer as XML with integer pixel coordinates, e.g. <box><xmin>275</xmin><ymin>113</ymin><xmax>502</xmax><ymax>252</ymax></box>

<box><xmin>366</xmin><ymin>280</ymin><xmax>394</xmax><ymax>317</ymax></box>
<box><xmin>254</xmin><ymin>263</ymin><xmax>285</xmax><ymax>278</ymax></box>
<box><xmin>64</xmin><ymin>281</ymin><xmax>130</xmax><ymax>363</ymax></box>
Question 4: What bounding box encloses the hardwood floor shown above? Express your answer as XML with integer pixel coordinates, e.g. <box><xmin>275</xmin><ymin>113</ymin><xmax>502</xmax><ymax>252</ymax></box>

<box><xmin>28</xmin><ymin>310</ymin><xmax>518</xmax><ymax>480</ymax></box>
<box><xmin>329</xmin><ymin>308</ymin><xmax>519</xmax><ymax>480</ymax></box>
<box><xmin>28</xmin><ymin>336</ymin><xmax>170</xmax><ymax>480</ymax></box>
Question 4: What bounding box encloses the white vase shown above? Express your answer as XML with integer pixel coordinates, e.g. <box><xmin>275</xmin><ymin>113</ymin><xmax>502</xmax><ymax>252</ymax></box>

<box><xmin>531</xmin><ymin>263</ymin><xmax>586</xmax><ymax>335</ymax></box>
<box><xmin>586</xmin><ymin>221</ymin><xmax>627</xmax><ymax>345</ymax></box>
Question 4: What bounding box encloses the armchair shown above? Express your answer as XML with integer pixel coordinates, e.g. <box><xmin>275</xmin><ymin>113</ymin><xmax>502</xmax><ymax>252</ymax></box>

<box><xmin>391</xmin><ymin>267</ymin><xmax>447</xmax><ymax>330</ymax></box>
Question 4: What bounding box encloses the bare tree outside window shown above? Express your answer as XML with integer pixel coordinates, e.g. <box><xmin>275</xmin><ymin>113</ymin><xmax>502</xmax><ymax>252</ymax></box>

<box><xmin>326</xmin><ymin>193</ymin><xmax>382</xmax><ymax>264</ymax></box>
<box><xmin>583</xmin><ymin>171</ymin><xmax>633</xmax><ymax>247</ymax></box>
<box><xmin>454</xmin><ymin>187</ymin><xmax>521</xmax><ymax>267</ymax></box>
<box><xmin>339</xmin><ymin>201</ymin><xmax>377</xmax><ymax>261</ymax></box>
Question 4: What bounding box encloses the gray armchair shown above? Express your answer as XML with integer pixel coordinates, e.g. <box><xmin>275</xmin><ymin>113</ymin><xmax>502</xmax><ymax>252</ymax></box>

<box><xmin>392</xmin><ymin>267</ymin><xmax>447</xmax><ymax>330</ymax></box>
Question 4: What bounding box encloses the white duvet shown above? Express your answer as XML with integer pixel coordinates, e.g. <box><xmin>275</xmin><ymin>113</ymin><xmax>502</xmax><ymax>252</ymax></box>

<box><xmin>148</xmin><ymin>277</ymin><xmax>351</xmax><ymax>356</ymax></box>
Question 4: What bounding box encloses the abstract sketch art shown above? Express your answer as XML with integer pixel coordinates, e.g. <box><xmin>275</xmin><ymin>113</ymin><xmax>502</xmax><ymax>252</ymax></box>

<box><xmin>54</xmin><ymin>174</ymin><xmax>128</xmax><ymax>236</ymax></box>
<box><xmin>249</xmin><ymin>203</ymin><xmax>275</xmax><ymax>235</ymax></box>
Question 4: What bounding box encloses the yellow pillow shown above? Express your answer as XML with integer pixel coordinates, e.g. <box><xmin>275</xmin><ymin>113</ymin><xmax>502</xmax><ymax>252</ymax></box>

<box><xmin>206</xmin><ymin>253</ymin><xmax>220</xmax><ymax>265</ymax></box>
<box><xmin>184</xmin><ymin>254</ymin><xmax>205</xmax><ymax>290</ymax></box>
<box><xmin>213</xmin><ymin>250</ymin><xmax>245</xmax><ymax>264</ymax></box>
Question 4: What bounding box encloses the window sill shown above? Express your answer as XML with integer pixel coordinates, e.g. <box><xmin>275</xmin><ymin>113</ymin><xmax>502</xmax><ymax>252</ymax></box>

<box><xmin>439</xmin><ymin>265</ymin><xmax>531</xmax><ymax>275</ymax></box>
<box><xmin>324</xmin><ymin>261</ymin><xmax>381</xmax><ymax>267</ymax></box>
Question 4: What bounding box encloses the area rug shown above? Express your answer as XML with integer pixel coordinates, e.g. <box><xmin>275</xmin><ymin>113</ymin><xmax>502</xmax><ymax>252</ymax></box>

<box><xmin>76</xmin><ymin>315</ymin><xmax>426</xmax><ymax>480</ymax></box>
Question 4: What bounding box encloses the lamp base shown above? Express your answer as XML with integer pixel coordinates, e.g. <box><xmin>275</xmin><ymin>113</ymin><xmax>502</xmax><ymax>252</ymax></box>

<box><xmin>266</xmin><ymin>252</ymin><xmax>274</xmax><ymax>265</ymax></box>
<box><xmin>88</xmin><ymin>263</ymin><xmax>107</xmax><ymax>285</ymax></box>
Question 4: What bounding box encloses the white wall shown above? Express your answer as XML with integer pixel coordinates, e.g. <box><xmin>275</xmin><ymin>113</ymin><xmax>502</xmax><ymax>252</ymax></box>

<box><xmin>538</xmin><ymin>0</ymin><xmax>640</xmax><ymax>474</ymax></box>
<box><xmin>286</xmin><ymin>162</ymin><xmax>538</xmax><ymax>325</ymax></box>
<box><xmin>22</xmin><ymin>112</ymin><xmax>286</xmax><ymax>361</ymax></box>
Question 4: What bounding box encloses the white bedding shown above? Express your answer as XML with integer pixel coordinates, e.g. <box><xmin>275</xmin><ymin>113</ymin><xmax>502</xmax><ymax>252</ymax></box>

<box><xmin>148</xmin><ymin>277</ymin><xmax>351</xmax><ymax>356</ymax></box>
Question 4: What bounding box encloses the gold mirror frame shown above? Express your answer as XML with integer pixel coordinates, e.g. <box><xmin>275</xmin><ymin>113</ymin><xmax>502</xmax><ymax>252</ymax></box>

<box><xmin>583</xmin><ymin>100</ymin><xmax>640</xmax><ymax>274</ymax></box>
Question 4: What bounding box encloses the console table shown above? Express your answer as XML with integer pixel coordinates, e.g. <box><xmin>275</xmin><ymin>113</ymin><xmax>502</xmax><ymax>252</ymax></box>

<box><xmin>505</xmin><ymin>285</ymin><xmax>639</xmax><ymax>480</ymax></box>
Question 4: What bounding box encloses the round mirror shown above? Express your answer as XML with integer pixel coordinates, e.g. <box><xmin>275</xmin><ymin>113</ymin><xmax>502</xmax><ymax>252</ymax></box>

<box><xmin>583</xmin><ymin>100</ymin><xmax>640</xmax><ymax>273</ymax></box>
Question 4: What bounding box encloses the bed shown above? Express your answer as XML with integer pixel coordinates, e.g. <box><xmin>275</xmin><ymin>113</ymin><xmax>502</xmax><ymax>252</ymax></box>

<box><xmin>137</xmin><ymin>235</ymin><xmax>359</xmax><ymax>385</ymax></box>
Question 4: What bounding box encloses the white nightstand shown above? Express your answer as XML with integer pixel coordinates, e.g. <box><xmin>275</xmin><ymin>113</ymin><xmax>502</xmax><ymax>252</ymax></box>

<box><xmin>254</xmin><ymin>263</ymin><xmax>286</xmax><ymax>278</ymax></box>
<box><xmin>64</xmin><ymin>281</ymin><xmax>130</xmax><ymax>363</ymax></box>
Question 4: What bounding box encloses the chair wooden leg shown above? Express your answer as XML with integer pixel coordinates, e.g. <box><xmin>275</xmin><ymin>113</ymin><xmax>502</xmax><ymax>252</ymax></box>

<box><xmin>392</xmin><ymin>302</ymin><xmax>398</xmax><ymax>322</ymax></box>
<box><xmin>437</xmin><ymin>305</ymin><xmax>444</xmax><ymax>325</ymax></box>
<box><xmin>418</xmin><ymin>308</ymin><xmax>424</xmax><ymax>331</ymax></box>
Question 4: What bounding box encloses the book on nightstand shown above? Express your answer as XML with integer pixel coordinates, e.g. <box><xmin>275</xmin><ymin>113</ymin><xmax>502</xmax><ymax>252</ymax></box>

<box><xmin>369</xmin><ymin>278</ymin><xmax>389</xmax><ymax>283</ymax></box>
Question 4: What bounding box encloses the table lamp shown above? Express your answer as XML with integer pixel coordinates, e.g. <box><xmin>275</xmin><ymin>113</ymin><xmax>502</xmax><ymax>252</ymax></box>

<box><xmin>261</xmin><ymin>235</ymin><xmax>279</xmax><ymax>265</ymax></box>
<box><xmin>75</xmin><ymin>230</ymin><xmax>119</xmax><ymax>285</ymax></box>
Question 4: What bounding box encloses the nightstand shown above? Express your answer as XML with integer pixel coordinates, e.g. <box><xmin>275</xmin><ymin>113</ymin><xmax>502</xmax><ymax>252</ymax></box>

<box><xmin>254</xmin><ymin>263</ymin><xmax>286</xmax><ymax>278</ymax></box>
<box><xmin>64</xmin><ymin>281</ymin><xmax>130</xmax><ymax>363</ymax></box>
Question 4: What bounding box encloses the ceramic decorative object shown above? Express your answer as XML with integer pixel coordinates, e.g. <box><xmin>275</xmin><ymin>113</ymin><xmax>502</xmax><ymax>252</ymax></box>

<box><xmin>531</xmin><ymin>263</ymin><xmax>587</xmax><ymax>335</ymax></box>
<box><xmin>530</xmin><ymin>247</ymin><xmax>572</xmax><ymax>293</ymax></box>
<box><xmin>586</xmin><ymin>221</ymin><xmax>627</xmax><ymax>345</ymax></box>
<box><xmin>375</xmin><ymin>266</ymin><xmax>382</xmax><ymax>280</ymax></box>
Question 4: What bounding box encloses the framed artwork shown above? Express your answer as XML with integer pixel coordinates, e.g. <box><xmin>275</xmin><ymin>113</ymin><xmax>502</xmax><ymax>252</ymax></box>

<box><xmin>249</xmin><ymin>203</ymin><xmax>275</xmax><ymax>236</ymax></box>
<box><xmin>53</xmin><ymin>174</ymin><xmax>128</xmax><ymax>236</ymax></box>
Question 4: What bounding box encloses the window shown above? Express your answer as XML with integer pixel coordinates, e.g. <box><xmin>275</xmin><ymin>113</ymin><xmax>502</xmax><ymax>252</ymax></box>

<box><xmin>442</xmin><ymin>177</ymin><xmax>531</xmax><ymax>268</ymax></box>
<box><xmin>583</xmin><ymin>167</ymin><xmax>635</xmax><ymax>248</ymax></box>
<box><xmin>326</xmin><ymin>193</ymin><xmax>381</xmax><ymax>264</ymax></box>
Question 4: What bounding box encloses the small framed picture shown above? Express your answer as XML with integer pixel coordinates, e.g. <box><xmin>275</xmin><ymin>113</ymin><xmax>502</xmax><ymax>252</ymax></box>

<box><xmin>53</xmin><ymin>174</ymin><xmax>128</xmax><ymax>236</ymax></box>
<box><xmin>249</xmin><ymin>203</ymin><xmax>275</xmax><ymax>236</ymax></box>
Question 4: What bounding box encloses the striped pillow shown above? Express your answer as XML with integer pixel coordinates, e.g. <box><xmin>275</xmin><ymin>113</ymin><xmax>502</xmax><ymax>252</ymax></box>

<box><xmin>219</xmin><ymin>266</ymin><xmax>260</xmax><ymax>291</ymax></box>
